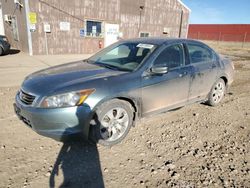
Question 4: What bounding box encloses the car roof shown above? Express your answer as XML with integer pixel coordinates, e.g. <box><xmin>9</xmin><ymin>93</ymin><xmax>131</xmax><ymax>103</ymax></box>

<box><xmin>122</xmin><ymin>37</ymin><xmax>203</xmax><ymax>46</ymax></box>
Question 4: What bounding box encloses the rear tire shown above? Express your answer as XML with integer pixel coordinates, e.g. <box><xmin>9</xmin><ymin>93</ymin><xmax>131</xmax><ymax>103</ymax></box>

<box><xmin>90</xmin><ymin>99</ymin><xmax>134</xmax><ymax>146</ymax></box>
<box><xmin>206</xmin><ymin>78</ymin><xmax>226</xmax><ymax>106</ymax></box>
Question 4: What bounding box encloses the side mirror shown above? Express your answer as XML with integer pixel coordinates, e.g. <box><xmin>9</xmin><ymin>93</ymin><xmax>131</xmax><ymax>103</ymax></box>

<box><xmin>150</xmin><ymin>66</ymin><xmax>168</xmax><ymax>75</ymax></box>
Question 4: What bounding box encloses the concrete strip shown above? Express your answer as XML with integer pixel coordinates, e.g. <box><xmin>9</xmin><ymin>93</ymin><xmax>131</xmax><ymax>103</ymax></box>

<box><xmin>0</xmin><ymin>52</ymin><xmax>92</xmax><ymax>87</ymax></box>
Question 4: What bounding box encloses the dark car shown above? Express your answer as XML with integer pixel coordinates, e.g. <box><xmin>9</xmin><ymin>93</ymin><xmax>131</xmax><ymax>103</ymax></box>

<box><xmin>14</xmin><ymin>38</ymin><xmax>234</xmax><ymax>146</ymax></box>
<box><xmin>0</xmin><ymin>35</ymin><xmax>10</xmax><ymax>55</ymax></box>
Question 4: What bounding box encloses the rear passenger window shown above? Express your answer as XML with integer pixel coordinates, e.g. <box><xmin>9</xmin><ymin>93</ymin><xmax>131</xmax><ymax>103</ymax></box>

<box><xmin>154</xmin><ymin>44</ymin><xmax>184</xmax><ymax>69</ymax></box>
<box><xmin>187</xmin><ymin>44</ymin><xmax>214</xmax><ymax>64</ymax></box>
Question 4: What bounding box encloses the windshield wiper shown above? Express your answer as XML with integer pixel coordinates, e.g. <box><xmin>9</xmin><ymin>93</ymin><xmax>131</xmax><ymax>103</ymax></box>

<box><xmin>94</xmin><ymin>62</ymin><xmax>122</xmax><ymax>71</ymax></box>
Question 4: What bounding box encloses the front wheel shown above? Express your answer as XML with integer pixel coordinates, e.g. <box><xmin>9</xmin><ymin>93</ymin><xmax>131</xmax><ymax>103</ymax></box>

<box><xmin>90</xmin><ymin>99</ymin><xmax>134</xmax><ymax>146</ymax></box>
<box><xmin>206</xmin><ymin>78</ymin><xmax>226</xmax><ymax>106</ymax></box>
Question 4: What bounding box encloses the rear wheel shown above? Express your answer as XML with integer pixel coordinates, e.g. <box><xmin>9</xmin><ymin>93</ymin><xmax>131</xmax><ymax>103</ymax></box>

<box><xmin>90</xmin><ymin>99</ymin><xmax>134</xmax><ymax>146</ymax></box>
<box><xmin>206</xmin><ymin>78</ymin><xmax>226</xmax><ymax>106</ymax></box>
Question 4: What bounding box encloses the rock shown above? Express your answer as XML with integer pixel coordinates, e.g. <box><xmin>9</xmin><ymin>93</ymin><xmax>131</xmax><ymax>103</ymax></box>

<box><xmin>104</xmin><ymin>168</ymin><xmax>108</xmax><ymax>172</ymax></box>
<box><xmin>167</xmin><ymin>164</ymin><xmax>176</xmax><ymax>169</ymax></box>
<box><xmin>45</xmin><ymin>172</ymin><xmax>51</xmax><ymax>177</ymax></box>
<box><xmin>1</xmin><ymin>145</ymin><xmax>5</xmax><ymax>149</ymax></box>
<box><xmin>171</xmin><ymin>171</ymin><xmax>179</xmax><ymax>179</ymax></box>
<box><xmin>153</xmin><ymin>170</ymin><xmax>158</xmax><ymax>174</ymax></box>
<box><xmin>193</xmin><ymin>113</ymin><xmax>199</xmax><ymax>117</ymax></box>
<box><xmin>164</xmin><ymin>160</ymin><xmax>173</xmax><ymax>166</ymax></box>
<box><xmin>140</xmin><ymin>180</ymin><xmax>144</xmax><ymax>185</ymax></box>
<box><xmin>180</xmin><ymin>135</ymin><xmax>186</xmax><ymax>140</ymax></box>
<box><xmin>48</xmin><ymin>166</ymin><xmax>53</xmax><ymax>171</ymax></box>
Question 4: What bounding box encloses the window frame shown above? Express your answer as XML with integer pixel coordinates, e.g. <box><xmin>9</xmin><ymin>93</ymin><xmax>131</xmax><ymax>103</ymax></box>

<box><xmin>139</xmin><ymin>32</ymin><xmax>150</xmax><ymax>38</ymax></box>
<box><xmin>85</xmin><ymin>19</ymin><xmax>103</xmax><ymax>38</ymax></box>
<box><xmin>151</xmin><ymin>43</ymin><xmax>186</xmax><ymax>70</ymax></box>
<box><xmin>186</xmin><ymin>42</ymin><xmax>216</xmax><ymax>65</ymax></box>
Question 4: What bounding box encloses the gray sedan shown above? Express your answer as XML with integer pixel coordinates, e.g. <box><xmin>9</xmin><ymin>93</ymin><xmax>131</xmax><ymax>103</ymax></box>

<box><xmin>14</xmin><ymin>38</ymin><xmax>234</xmax><ymax>146</ymax></box>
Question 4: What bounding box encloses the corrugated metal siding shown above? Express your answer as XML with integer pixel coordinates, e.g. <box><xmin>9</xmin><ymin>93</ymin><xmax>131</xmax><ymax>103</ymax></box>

<box><xmin>1</xmin><ymin>1</ymin><xmax>29</xmax><ymax>52</ymax></box>
<box><xmin>2</xmin><ymin>0</ymin><xmax>190</xmax><ymax>55</ymax></box>
<box><xmin>29</xmin><ymin>0</ymin><xmax>120</xmax><ymax>55</ymax></box>
<box><xmin>188</xmin><ymin>24</ymin><xmax>250</xmax><ymax>42</ymax></box>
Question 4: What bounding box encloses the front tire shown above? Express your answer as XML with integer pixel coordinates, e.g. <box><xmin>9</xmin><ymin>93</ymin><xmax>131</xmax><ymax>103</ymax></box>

<box><xmin>90</xmin><ymin>99</ymin><xmax>134</xmax><ymax>146</ymax></box>
<box><xmin>206</xmin><ymin>78</ymin><xmax>226</xmax><ymax>106</ymax></box>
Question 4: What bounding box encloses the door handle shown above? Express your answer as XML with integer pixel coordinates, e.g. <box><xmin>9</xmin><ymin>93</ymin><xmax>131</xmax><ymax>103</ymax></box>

<box><xmin>211</xmin><ymin>64</ymin><xmax>216</xmax><ymax>68</ymax></box>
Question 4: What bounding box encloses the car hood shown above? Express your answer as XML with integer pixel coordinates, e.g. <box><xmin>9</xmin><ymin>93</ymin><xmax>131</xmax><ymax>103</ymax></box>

<box><xmin>22</xmin><ymin>61</ymin><xmax>126</xmax><ymax>95</ymax></box>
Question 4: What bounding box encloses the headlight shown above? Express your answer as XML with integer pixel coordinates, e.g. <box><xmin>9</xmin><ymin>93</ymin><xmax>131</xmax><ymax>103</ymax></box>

<box><xmin>40</xmin><ymin>89</ymin><xmax>95</xmax><ymax>108</ymax></box>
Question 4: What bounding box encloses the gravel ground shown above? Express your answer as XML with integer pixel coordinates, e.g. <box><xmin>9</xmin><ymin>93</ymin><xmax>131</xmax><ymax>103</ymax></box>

<box><xmin>0</xmin><ymin>47</ymin><xmax>249</xmax><ymax>188</ymax></box>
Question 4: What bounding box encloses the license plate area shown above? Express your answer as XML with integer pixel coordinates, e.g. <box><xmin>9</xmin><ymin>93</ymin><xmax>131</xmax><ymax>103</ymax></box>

<box><xmin>14</xmin><ymin>103</ymin><xmax>21</xmax><ymax>119</ymax></box>
<box><xmin>13</xmin><ymin>103</ymin><xmax>32</xmax><ymax>128</ymax></box>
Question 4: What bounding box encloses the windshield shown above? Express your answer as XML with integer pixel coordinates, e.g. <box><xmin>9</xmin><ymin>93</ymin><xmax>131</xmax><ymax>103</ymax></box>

<box><xmin>88</xmin><ymin>42</ymin><xmax>157</xmax><ymax>71</ymax></box>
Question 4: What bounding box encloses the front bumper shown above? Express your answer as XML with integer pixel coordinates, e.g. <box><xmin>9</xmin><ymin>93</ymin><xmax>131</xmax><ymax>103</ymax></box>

<box><xmin>14</xmin><ymin>95</ymin><xmax>93</xmax><ymax>141</ymax></box>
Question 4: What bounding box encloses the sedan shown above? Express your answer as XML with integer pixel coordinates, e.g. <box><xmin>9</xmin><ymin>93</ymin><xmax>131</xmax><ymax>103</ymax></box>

<box><xmin>0</xmin><ymin>35</ymin><xmax>10</xmax><ymax>55</ymax></box>
<box><xmin>14</xmin><ymin>38</ymin><xmax>234</xmax><ymax>146</ymax></box>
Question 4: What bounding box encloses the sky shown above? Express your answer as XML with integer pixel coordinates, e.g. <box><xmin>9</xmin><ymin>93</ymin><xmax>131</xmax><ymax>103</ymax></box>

<box><xmin>182</xmin><ymin>0</ymin><xmax>250</xmax><ymax>24</ymax></box>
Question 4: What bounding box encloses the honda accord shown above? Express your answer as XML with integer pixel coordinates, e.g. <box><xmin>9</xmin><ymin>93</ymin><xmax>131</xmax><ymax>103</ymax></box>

<box><xmin>14</xmin><ymin>38</ymin><xmax>234</xmax><ymax>146</ymax></box>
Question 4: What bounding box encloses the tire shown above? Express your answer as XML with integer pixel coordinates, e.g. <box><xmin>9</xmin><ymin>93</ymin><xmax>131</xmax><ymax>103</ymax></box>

<box><xmin>206</xmin><ymin>78</ymin><xmax>226</xmax><ymax>106</ymax></box>
<box><xmin>90</xmin><ymin>99</ymin><xmax>134</xmax><ymax>146</ymax></box>
<box><xmin>0</xmin><ymin>47</ymin><xmax>3</xmax><ymax>56</ymax></box>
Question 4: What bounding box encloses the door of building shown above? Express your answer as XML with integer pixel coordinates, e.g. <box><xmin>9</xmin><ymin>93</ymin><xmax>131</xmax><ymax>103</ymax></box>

<box><xmin>0</xmin><ymin>3</ymin><xmax>5</xmax><ymax>35</ymax></box>
<box><xmin>104</xmin><ymin>23</ymin><xmax>119</xmax><ymax>47</ymax></box>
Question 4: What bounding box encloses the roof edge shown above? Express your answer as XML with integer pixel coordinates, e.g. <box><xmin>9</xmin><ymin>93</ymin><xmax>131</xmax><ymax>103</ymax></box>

<box><xmin>177</xmin><ymin>0</ymin><xmax>191</xmax><ymax>12</ymax></box>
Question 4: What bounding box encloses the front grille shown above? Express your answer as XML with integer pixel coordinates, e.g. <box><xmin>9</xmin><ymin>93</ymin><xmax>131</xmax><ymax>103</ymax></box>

<box><xmin>19</xmin><ymin>90</ymin><xmax>36</xmax><ymax>105</ymax></box>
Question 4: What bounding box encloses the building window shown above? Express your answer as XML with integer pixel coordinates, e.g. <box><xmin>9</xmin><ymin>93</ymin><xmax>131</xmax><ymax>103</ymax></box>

<box><xmin>140</xmin><ymin>32</ymin><xmax>150</xmax><ymax>38</ymax></box>
<box><xmin>86</xmin><ymin>20</ymin><xmax>102</xmax><ymax>37</ymax></box>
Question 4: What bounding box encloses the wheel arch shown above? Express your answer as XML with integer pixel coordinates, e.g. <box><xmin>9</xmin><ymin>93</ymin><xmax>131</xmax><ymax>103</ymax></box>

<box><xmin>90</xmin><ymin>95</ymin><xmax>141</xmax><ymax>125</ymax></box>
<box><xmin>220</xmin><ymin>76</ymin><xmax>228</xmax><ymax>86</ymax></box>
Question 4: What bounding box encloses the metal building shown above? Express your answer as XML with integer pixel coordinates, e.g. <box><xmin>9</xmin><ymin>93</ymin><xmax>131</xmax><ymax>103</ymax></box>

<box><xmin>188</xmin><ymin>24</ymin><xmax>250</xmax><ymax>43</ymax></box>
<box><xmin>0</xmin><ymin>0</ymin><xmax>190</xmax><ymax>55</ymax></box>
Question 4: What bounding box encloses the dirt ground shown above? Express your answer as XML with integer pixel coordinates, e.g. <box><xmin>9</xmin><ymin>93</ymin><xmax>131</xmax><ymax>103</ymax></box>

<box><xmin>0</xmin><ymin>45</ymin><xmax>249</xmax><ymax>188</ymax></box>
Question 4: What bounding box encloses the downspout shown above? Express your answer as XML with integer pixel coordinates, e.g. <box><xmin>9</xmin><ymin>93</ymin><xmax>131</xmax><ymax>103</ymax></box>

<box><xmin>178</xmin><ymin>10</ymin><xmax>183</xmax><ymax>38</ymax></box>
<box><xmin>24</xmin><ymin>0</ymin><xmax>33</xmax><ymax>56</ymax></box>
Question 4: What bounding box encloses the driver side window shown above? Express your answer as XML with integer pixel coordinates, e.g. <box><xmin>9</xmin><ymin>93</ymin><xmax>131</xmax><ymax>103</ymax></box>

<box><xmin>154</xmin><ymin>44</ymin><xmax>184</xmax><ymax>69</ymax></box>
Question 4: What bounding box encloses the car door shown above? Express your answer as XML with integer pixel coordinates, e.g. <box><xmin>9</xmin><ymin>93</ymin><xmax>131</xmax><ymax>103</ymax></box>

<box><xmin>141</xmin><ymin>43</ymin><xmax>192</xmax><ymax>116</ymax></box>
<box><xmin>186</xmin><ymin>43</ymin><xmax>219</xmax><ymax>101</ymax></box>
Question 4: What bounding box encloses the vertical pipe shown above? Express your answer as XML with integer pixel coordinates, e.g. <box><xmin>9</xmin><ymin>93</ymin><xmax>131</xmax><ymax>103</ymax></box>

<box><xmin>24</xmin><ymin>0</ymin><xmax>33</xmax><ymax>56</ymax></box>
<box><xmin>178</xmin><ymin>10</ymin><xmax>183</xmax><ymax>38</ymax></box>
<box><xmin>45</xmin><ymin>31</ymin><xmax>48</xmax><ymax>55</ymax></box>
<box><xmin>138</xmin><ymin>10</ymin><xmax>142</xmax><ymax>37</ymax></box>
<box><xmin>138</xmin><ymin>6</ymin><xmax>144</xmax><ymax>37</ymax></box>
<box><xmin>217</xmin><ymin>32</ymin><xmax>221</xmax><ymax>45</ymax></box>
<box><xmin>242</xmin><ymin>32</ymin><xmax>247</xmax><ymax>48</ymax></box>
